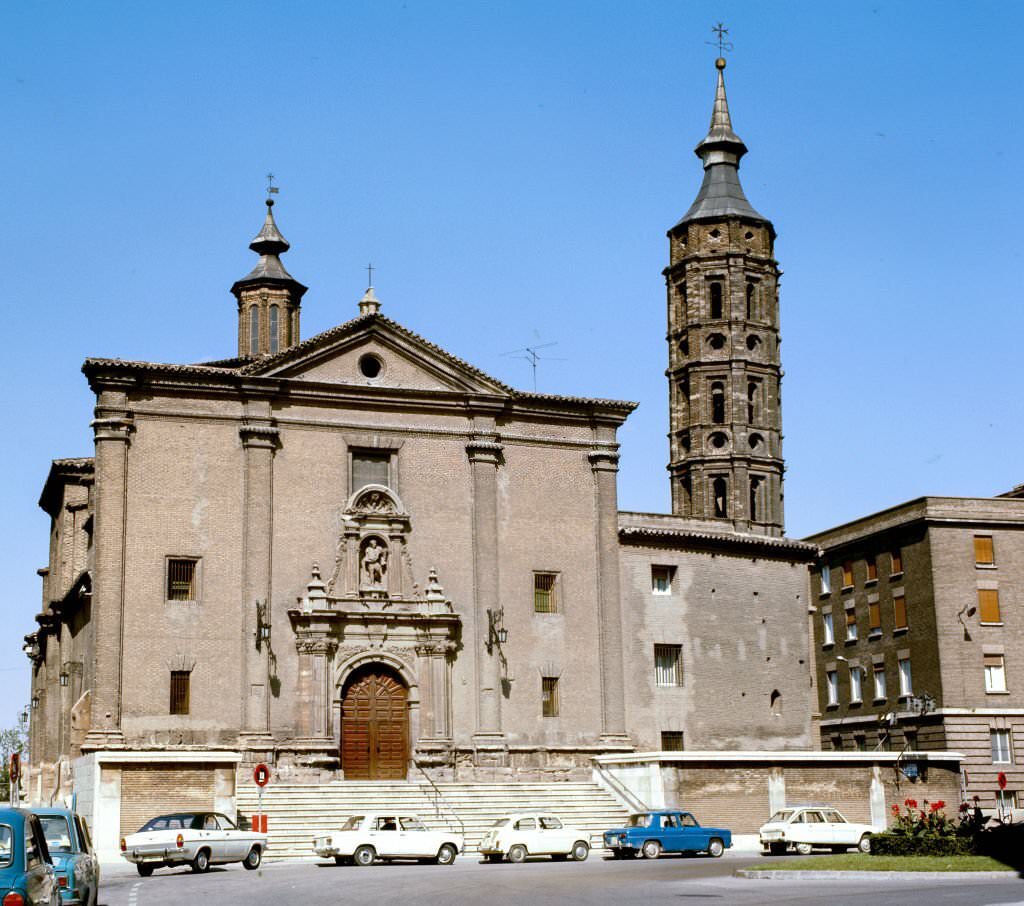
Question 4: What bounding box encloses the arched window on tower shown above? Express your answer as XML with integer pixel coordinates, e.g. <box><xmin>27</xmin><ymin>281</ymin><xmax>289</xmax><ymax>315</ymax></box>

<box><xmin>712</xmin><ymin>477</ymin><xmax>728</xmax><ymax>518</ymax></box>
<box><xmin>269</xmin><ymin>304</ymin><xmax>280</xmax><ymax>355</ymax></box>
<box><xmin>709</xmin><ymin>281</ymin><xmax>723</xmax><ymax>320</ymax></box>
<box><xmin>747</xmin><ymin>381</ymin><xmax>758</xmax><ymax>423</ymax></box>
<box><xmin>249</xmin><ymin>306</ymin><xmax>259</xmax><ymax>356</ymax></box>
<box><xmin>770</xmin><ymin>689</ymin><xmax>782</xmax><ymax>716</ymax></box>
<box><xmin>750</xmin><ymin>476</ymin><xmax>763</xmax><ymax>521</ymax></box>
<box><xmin>711</xmin><ymin>382</ymin><xmax>726</xmax><ymax>424</ymax></box>
<box><xmin>746</xmin><ymin>281</ymin><xmax>757</xmax><ymax>320</ymax></box>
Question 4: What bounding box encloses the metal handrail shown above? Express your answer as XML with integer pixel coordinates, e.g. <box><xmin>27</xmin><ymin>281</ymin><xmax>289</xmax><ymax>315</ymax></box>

<box><xmin>592</xmin><ymin>760</ymin><xmax>648</xmax><ymax>813</ymax></box>
<box><xmin>413</xmin><ymin>761</ymin><xmax>465</xmax><ymax>836</ymax></box>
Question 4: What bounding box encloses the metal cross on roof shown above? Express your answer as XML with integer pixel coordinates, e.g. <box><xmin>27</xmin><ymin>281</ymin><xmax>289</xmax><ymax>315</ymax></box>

<box><xmin>366</xmin><ymin>262</ymin><xmax>375</xmax><ymax>287</ymax></box>
<box><xmin>707</xmin><ymin>22</ymin><xmax>733</xmax><ymax>56</ymax></box>
<box><xmin>266</xmin><ymin>172</ymin><xmax>279</xmax><ymax>196</ymax></box>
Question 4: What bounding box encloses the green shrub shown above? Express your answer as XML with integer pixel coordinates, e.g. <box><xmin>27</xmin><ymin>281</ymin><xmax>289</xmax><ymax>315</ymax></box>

<box><xmin>870</xmin><ymin>833</ymin><xmax>976</xmax><ymax>857</ymax></box>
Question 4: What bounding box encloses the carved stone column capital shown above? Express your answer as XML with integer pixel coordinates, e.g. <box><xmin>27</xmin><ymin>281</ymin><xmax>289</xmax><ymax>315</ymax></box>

<box><xmin>239</xmin><ymin>423</ymin><xmax>280</xmax><ymax>449</ymax></box>
<box><xmin>466</xmin><ymin>440</ymin><xmax>504</xmax><ymax>465</ymax></box>
<box><xmin>295</xmin><ymin>637</ymin><xmax>338</xmax><ymax>658</ymax></box>
<box><xmin>90</xmin><ymin>415</ymin><xmax>134</xmax><ymax>443</ymax></box>
<box><xmin>588</xmin><ymin>449</ymin><xmax>620</xmax><ymax>472</ymax></box>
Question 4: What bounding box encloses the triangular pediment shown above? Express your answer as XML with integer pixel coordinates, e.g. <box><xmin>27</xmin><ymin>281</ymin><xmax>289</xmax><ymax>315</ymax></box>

<box><xmin>243</xmin><ymin>313</ymin><xmax>512</xmax><ymax>395</ymax></box>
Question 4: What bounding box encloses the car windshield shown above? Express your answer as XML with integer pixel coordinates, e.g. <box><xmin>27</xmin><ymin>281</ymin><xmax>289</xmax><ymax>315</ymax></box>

<box><xmin>490</xmin><ymin>819</ymin><xmax>510</xmax><ymax>829</ymax></box>
<box><xmin>767</xmin><ymin>810</ymin><xmax>794</xmax><ymax>823</ymax></box>
<box><xmin>340</xmin><ymin>816</ymin><xmax>364</xmax><ymax>831</ymax></box>
<box><xmin>140</xmin><ymin>814</ymin><xmax>198</xmax><ymax>832</ymax></box>
<box><xmin>627</xmin><ymin>814</ymin><xmax>653</xmax><ymax>828</ymax></box>
<box><xmin>0</xmin><ymin>826</ymin><xmax>12</xmax><ymax>869</ymax></box>
<box><xmin>38</xmin><ymin>816</ymin><xmax>73</xmax><ymax>853</ymax></box>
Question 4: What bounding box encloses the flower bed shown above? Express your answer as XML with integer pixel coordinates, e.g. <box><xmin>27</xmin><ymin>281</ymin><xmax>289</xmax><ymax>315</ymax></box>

<box><xmin>870</xmin><ymin>799</ymin><xmax>976</xmax><ymax>857</ymax></box>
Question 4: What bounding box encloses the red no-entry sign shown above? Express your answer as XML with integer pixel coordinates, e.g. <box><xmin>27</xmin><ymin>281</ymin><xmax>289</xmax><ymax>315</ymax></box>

<box><xmin>253</xmin><ymin>763</ymin><xmax>271</xmax><ymax>787</ymax></box>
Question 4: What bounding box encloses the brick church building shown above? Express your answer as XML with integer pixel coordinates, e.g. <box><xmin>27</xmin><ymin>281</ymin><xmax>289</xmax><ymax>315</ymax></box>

<box><xmin>28</xmin><ymin>60</ymin><xmax>965</xmax><ymax>856</ymax></box>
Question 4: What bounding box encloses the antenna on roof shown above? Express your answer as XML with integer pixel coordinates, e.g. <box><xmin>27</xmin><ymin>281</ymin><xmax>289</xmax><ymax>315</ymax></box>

<box><xmin>501</xmin><ymin>340</ymin><xmax>566</xmax><ymax>392</ymax></box>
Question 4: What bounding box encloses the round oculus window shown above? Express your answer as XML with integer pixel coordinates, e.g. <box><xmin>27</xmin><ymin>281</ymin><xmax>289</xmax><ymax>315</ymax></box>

<box><xmin>359</xmin><ymin>354</ymin><xmax>383</xmax><ymax>379</ymax></box>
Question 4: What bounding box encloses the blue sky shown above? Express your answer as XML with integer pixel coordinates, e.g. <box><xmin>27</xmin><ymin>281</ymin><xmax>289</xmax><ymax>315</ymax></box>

<box><xmin>3</xmin><ymin>1</ymin><xmax>1023</xmax><ymax>728</ymax></box>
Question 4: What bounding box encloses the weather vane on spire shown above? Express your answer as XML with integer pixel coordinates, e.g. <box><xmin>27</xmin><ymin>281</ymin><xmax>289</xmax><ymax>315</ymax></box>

<box><xmin>266</xmin><ymin>172</ymin><xmax>279</xmax><ymax>198</ymax></box>
<box><xmin>707</xmin><ymin>22</ymin><xmax>733</xmax><ymax>58</ymax></box>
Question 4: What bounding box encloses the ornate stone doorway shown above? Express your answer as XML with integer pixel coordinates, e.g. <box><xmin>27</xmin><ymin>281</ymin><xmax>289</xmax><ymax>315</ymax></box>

<box><xmin>340</xmin><ymin>665</ymin><xmax>408</xmax><ymax>780</ymax></box>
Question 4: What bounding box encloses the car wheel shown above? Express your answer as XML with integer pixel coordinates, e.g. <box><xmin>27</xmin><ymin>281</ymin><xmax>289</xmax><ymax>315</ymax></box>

<box><xmin>353</xmin><ymin>845</ymin><xmax>376</xmax><ymax>867</ymax></box>
<box><xmin>191</xmin><ymin>849</ymin><xmax>211</xmax><ymax>873</ymax></box>
<box><xmin>794</xmin><ymin>842</ymin><xmax>813</xmax><ymax>856</ymax></box>
<box><xmin>571</xmin><ymin>841</ymin><xmax>589</xmax><ymax>862</ymax></box>
<box><xmin>136</xmin><ymin>864</ymin><xmax>155</xmax><ymax>877</ymax></box>
<box><xmin>858</xmin><ymin>835</ymin><xmax>871</xmax><ymax>854</ymax></box>
<box><xmin>641</xmin><ymin>840</ymin><xmax>661</xmax><ymax>860</ymax></box>
<box><xmin>435</xmin><ymin>843</ymin><xmax>458</xmax><ymax>865</ymax></box>
<box><xmin>507</xmin><ymin>844</ymin><xmax>528</xmax><ymax>863</ymax></box>
<box><xmin>707</xmin><ymin>838</ymin><xmax>724</xmax><ymax>858</ymax></box>
<box><xmin>243</xmin><ymin>846</ymin><xmax>262</xmax><ymax>870</ymax></box>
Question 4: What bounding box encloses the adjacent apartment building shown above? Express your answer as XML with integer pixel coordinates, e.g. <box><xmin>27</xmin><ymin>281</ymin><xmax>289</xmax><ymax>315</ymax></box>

<box><xmin>807</xmin><ymin>496</ymin><xmax>1024</xmax><ymax>818</ymax></box>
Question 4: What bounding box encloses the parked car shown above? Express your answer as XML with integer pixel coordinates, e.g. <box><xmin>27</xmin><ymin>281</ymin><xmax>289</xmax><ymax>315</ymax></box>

<box><xmin>120</xmin><ymin>812</ymin><xmax>267</xmax><ymax>876</ymax></box>
<box><xmin>32</xmin><ymin>808</ymin><xmax>98</xmax><ymax>906</ymax></box>
<box><xmin>478</xmin><ymin>814</ymin><xmax>591</xmax><ymax>863</ymax></box>
<box><xmin>313</xmin><ymin>814</ymin><xmax>462</xmax><ymax>866</ymax></box>
<box><xmin>758</xmin><ymin>806</ymin><xmax>875</xmax><ymax>855</ymax></box>
<box><xmin>603</xmin><ymin>810</ymin><xmax>731</xmax><ymax>859</ymax></box>
<box><xmin>0</xmin><ymin>807</ymin><xmax>57</xmax><ymax>905</ymax></box>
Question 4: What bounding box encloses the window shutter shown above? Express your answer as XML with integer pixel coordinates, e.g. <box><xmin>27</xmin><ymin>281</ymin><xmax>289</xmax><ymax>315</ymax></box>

<box><xmin>842</xmin><ymin>561</ymin><xmax>854</xmax><ymax>587</ymax></box>
<box><xmin>893</xmin><ymin>595</ymin><xmax>908</xmax><ymax>629</ymax></box>
<box><xmin>978</xmin><ymin>589</ymin><xmax>1001</xmax><ymax>623</ymax></box>
<box><xmin>868</xmin><ymin>601</ymin><xmax>881</xmax><ymax>631</ymax></box>
<box><xmin>974</xmin><ymin>536</ymin><xmax>995</xmax><ymax>566</ymax></box>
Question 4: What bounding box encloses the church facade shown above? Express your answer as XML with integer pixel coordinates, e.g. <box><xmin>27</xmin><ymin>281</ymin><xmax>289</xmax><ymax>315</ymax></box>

<box><xmin>25</xmin><ymin>60</ymin><xmax>822</xmax><ymax>831</ymax></box>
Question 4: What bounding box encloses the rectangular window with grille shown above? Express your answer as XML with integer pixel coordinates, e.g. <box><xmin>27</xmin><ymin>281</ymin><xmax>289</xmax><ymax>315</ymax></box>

<box><xmin>654</xmin><ymin>644</ymin><xmax>684</xmax><ymax>686</ymax></box>
<box><xmin>541</xmin><ymin>676</ymin><xmax>558</xmax><ymax>718</ymax></box>
<box><xmin>166</xmin><ymin>559</ymin><xmax>198</xmax><ymax>602</ymax></box>
<box><xmin>660</xmin><ymin>731</ymin><xmax>684</xmax><ymax>752</ymax></box>
<box><xmin>169</xmin><ymin>671</ymin><xmax>190</xmax><ymax>715</ymax></box>
<box><xmin>975</xmin><ymin>535</ymin><xmax>995</xmax><ymax>566</ymax></box>
<box><xmin>991</xmin><ymin>729</ymin><xmax>1013</xmax><ymax>764</ymax></box>
<box><xmin>351</xmin><ymin>451</ymin><xmax>391</xmax><ymax>492</ymax></box>
<box><xmin>651</xmin><ymin>565</ymin><xmax>674</xmax><ymax>595</ymax></box>
<box><xmin>534</xmin><ymin>573</ymin><xmax>558</xmax><ymax>613</ymax></box>
<box><xmin>893</xmin><ymin>595</ymin><xmax>908</xmax><ymax>630</ymax></box>
<box><xmin>979</xmin><ymin>588</ymin><xmax>1001</xmax><ymax>624</ymax></box>
<box><xmin>985</xmin><ymin>654</ymin><xmax>1007</xmax><ymax>693</ymax></box>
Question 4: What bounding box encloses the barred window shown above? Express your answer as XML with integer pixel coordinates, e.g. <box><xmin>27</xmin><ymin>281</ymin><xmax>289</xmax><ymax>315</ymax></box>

<box><xmin>541</xmin><ymin>677</ymin><xmax>559</xmax><ymax>718</ymax></box>
<box><xmin>660</xmin><ymin>731</ymin><xmax>684</xmax><ymax>752</ymax></box>
<box><xmin>166</xmin><ymin>559</ymin><xmax>197</xmax><ymax>601</ymax></box>
<box><xmin>534</xmin><ymin>573</ymin><xmax>558</xmax><ymax>613</ymax></box>
<box><xmin>654</xmin><ymin>644</ymin><xmax>683</xmax><ymax>687</ymax></box>
<box><xmin>170</xmin><ymin>671</ymin><xmax>190</xmax><ymax>715</ymax></box>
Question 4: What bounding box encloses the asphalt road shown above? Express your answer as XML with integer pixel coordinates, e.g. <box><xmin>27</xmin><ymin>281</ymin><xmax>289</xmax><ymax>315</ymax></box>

<box><xmin>97</xmin><ymin>852</ymin><xmax>1024</xmax><ymax>906</ymax></box>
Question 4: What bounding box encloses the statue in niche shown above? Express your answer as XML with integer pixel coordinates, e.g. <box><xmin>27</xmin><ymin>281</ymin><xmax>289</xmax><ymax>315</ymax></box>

<box><xmin>361</xmin><ymin>538</ymin><xmax>389</xmax><ymax>589</ymax></box>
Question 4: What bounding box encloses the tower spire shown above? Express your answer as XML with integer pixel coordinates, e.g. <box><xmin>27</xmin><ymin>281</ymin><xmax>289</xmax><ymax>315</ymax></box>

<box><xmin>231</xmin><ymin>194</ymin><xmax>308</xmax><ymax>358</ymax></box>
<box><xmin>677</xmin><ymin>57</ymin><xmax>766</xmax><ymax>227</ymax></box>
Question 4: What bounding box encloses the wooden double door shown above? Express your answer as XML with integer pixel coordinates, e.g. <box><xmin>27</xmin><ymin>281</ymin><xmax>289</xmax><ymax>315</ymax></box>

<box><xmin>341</xmin><ymin>667</ymin><xmax>409</xmax><ymax>780</ymax></box>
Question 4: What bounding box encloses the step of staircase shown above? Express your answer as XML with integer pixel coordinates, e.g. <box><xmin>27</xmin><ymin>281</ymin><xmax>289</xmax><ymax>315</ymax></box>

<box><xmin>237</xmin><ymin>781</ymin><xmax>629</xmax><ymax>860</ymax></box>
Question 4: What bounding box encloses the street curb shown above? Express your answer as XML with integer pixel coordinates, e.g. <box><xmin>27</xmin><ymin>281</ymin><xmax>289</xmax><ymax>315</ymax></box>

<box><xmin>735</xmin><ymin>869</ymin><xmax>1020</xmax><ymax>881</ymax></box>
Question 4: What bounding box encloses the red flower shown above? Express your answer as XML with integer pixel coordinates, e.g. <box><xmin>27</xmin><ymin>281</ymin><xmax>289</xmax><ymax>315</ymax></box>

<box><xmin>891</xmin><ymin>804</ymin><xmax>900</xmax><ymax>815</ymax></box>
<box><xmin>931</xmin><ymin>801</ymin><xmax>945</xmax><ymax>812</ymax></box>
<box><xmin>905</xmin><ymin>798</ymin><xmax>918</xmax><ymax>809</ymax></box>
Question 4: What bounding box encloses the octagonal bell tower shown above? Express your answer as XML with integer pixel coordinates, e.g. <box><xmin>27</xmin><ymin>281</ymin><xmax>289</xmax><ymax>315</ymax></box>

<box><xmin>665</xmin><ymin>58</ymin><xmax>784</xmax><ymax>536</ymax></box>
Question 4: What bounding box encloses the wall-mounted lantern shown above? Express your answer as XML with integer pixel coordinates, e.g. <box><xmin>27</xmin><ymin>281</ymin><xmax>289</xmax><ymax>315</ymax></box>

<box><xmin>255</xmin><ymin>600</ymin><xmax>272</xmax><ymax>651</ymax></box>
<box><xmin>486</xmin><ymin>607</ymin><xmax>508</xmax><ymax>653</ymax></box>
<box><xmin>30</xmin><ymin>696</ymin><xmax>39</xmax><ymax>710</ymax></box>
<box><xmin>59</xmin><ymin>670</ymin><xmax>69</xmax><ymax>687</ymax></box>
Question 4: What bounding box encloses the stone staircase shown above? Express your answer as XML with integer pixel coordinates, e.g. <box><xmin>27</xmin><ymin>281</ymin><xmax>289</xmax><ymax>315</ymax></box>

<box><xmin>236</xmin><ymin>780</ymin><xmax>630</xmax><ymax>860</ymax></box>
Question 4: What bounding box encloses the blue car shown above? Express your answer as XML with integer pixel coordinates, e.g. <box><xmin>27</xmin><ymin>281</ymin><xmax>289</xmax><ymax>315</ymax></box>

<box><xmin>0</xmin><ymin>807</ymin><xmax>57</xmax><ymax>905</ymax></box>
<box><xmin>32</xmin><ymin>809</ymin><xmax>98</xmax><ymax>906</ymax></box>
<box><xmin>603</xmin><ymin>810</ymin><xmax>732</xmax><ymax>859</ymax></box>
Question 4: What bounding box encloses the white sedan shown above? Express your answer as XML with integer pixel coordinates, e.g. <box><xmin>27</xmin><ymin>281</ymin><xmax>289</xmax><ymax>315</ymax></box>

<box><xmin>478</xmin><ymin>813</ymin><xmax>591</xmax><ymax>863</ymax></box>
<box><xmin>120</xmin><ymin>812</ymin><xmax>268</xmax><ymax>875</ymax></box>
<box><xmin>313</xmin><ymin>814</ymin><xmax>462</xmax><ymax>865</ymax></box>
<box><xmin>759</xmin><ymin>806</ymin><xmax>875</xmax><ymax>855</ymax></box>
